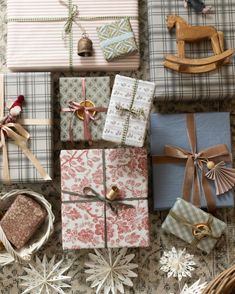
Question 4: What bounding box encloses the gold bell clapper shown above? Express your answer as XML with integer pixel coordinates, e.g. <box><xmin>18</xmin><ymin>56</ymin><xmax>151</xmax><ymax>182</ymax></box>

<box><xmin>77</xmin><ymin>34</ymin><xmax>93</xmax><ymax>57</ymax></box>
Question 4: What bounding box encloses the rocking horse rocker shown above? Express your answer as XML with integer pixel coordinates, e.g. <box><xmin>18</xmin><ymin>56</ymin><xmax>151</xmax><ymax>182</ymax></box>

<box><xmin>164</xmin><ymin>16</ymin><xmax>234</xmax><ymax>74</ymax></box>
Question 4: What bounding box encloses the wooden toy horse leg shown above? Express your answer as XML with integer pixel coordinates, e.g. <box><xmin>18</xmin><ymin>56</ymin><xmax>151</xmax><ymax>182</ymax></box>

<box><xmin>217</xmin><ymin>31</ymin><xmax>230</xmax><ymax>63</ymax></box>
<box><xmin>211</xmin><ymin>34</ymin><xmax>222</xmax><ymax>55</ymax></box>
<box><xmin>177</xmin><ymin>41</ymin><xmax>185</xmax><ymax>58</ymax></box>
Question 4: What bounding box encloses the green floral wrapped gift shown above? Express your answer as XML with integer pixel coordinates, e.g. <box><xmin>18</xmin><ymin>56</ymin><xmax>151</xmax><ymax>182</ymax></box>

<box><xmin>96</xmin><ymin>18</ymin><xmax>138</xmax><ymax>61</ymax></box>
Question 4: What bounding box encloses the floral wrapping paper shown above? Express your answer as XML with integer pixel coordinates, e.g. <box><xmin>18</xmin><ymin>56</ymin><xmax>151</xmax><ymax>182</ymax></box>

<box><xmin>60</xmin><ymin>77</ymin><xmax>110</xmax><ymax>142</ymax></box>
<box><xmin>102</xmin><ymin>75</ymin><xmax>155</xmax><ymax>147</ymax></box>
<box><xmin>162</xmin><ymin>198</ymin><xmax>227</xmax><ymax>254</ymax></box>
<box><xmin>96</xmin><ymin>18</ymin><xmax>138</xmax><ymax>61</ymax></box>
<box><xmin>60</xmin><ymin>148</ymin><xmax>150</xmax><ymax>249</ymax></box>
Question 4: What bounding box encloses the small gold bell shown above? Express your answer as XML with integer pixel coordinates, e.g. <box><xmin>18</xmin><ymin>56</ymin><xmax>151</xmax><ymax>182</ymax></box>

<box><xmin>207</xmin><ymin>161</ymin><xmax>215</xmax><ymax>170</ymax></box>
<box><xmin>77</xmin><ymin>34</ymin><xmax>93</xmax><ymax>57</ymax></box>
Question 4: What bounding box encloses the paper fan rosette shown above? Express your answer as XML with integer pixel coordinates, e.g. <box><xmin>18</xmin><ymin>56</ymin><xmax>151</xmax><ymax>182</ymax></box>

<box><xmin>85</xmin><ymin>248</ymin><xmax>138</xmax><ymax>294</ymax></box>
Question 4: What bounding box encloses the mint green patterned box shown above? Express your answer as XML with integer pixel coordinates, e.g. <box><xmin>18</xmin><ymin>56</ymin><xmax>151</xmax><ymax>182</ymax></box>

<box><xmin>162</xmin><ymin>198</ymin><xmax>227</xmax><ymax>254</ymax></box>
<box><xmin>60</xmin><ymin>77</ymin><xmax>110</xmax><ymax>142</ymax></box>
<box><xmin>96</xmin><ymin>18</ymin><xmax>138</xmax><ymax>61</ymax></box>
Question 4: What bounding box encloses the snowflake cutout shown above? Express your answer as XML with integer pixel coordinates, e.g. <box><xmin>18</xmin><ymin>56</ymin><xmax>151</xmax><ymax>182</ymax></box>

<box><xmin>19</xmin><ymin>255</ymin><xmax>72</xmax><ymax>294</ymax></box>
<box><xmin>85</xmin><ymin>248</ymin><xmax>138</xmax><ymax>294</ymax></box>
<box><xmin>160</xmin><ymin>247</ymin><xmax>196</xmax><ymax>281</ymax></box>
<box><xmin>180</xmin><ymin>279</ymin><xmax>207</xmax><ymax>294</ymax></box>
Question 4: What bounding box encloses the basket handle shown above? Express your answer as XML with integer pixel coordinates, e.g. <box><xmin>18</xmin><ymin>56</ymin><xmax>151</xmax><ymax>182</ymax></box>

<box><xmin>0</xmin><ymin>226</ymin><xmax>31</xmax><ymax>263</ymax></box>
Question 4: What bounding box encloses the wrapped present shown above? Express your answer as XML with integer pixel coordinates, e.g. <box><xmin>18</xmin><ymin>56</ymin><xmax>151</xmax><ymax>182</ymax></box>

<box><xmin>60</xmin><ymin>148</ymin><xmax>150</xmax><ymax>249</ymax></box>
<box><xmin>0</xmin><ymin>195</ymin><xmax>46</xmax><ymax>249</ymax></box>
<box><xmin>102</xmin><ymin>75</ymin><xmax>155</xmax><ymax>147</ymax></box>
<box><xmin>150</xmin><ymin>112</ymin><xmax>234</xmax><ymax>211</ymax></box>
<box><xmin>7</xmin><ymin>0</ymin><xmax>139</xmax><ymax>71</ymax></box>
<box><xmin>0</xmin><ymin>72</ymin><xmax>52</xmax><ymax>183</ymax></box>
<box><xmin>148</xmin><ymin>0</ymin><xmax>235</xmax><ymax>100</ymax></box>
<box><xmin>162</xmin><ymin>198</ymin><xmax>227</xmax><ymax>254</ymax></box>
<box><xmin>60</xmin><ymin>77</ymin><xmax>110</xmax><ymax>144</ymax></box>
<box><xmin>96</xmin><ymin>17</ymin><xmax>138</xmax><ymax>61</ymax></box>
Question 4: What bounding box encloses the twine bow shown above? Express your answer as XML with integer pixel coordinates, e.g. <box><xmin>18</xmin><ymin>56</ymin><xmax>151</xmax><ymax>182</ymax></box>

<box><xmin>63</xmin><ymin>186</ymin><xmax>134</xmax><ymax>214</ymax></box>
<box><xmin>152</xmin><ymin>114</ymin><xmax>232</xmax><ymax>212</ymax></box>
<box><xmin>64</xmin><ymin>3</ymin><xmax>78</xmax><ymax>34</ymax></box>
<box><xmin>169</xmin><ymin>210</ymin><xmax>220</xmax><ymax>247</ymax></box>
<box><xmin>62</xmin><ymin>78</ymin><xmax>107</xmax><ymax>145</ymax></box>
<box><xmin>116</xmin><ymin>103</ymin><xmax>146</xmax><ymax>120</ymax></box>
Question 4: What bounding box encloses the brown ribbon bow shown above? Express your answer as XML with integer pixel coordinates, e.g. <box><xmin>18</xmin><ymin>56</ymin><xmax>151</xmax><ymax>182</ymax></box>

<box><xmin>153</xmin><ymin>113</ymin><xmax>232</xmax><ymax>211</ymax></box>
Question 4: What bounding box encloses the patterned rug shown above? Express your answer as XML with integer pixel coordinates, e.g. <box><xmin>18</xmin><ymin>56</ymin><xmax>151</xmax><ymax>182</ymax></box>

<box><xmin>0</xmin><ymin>0</ymin><xmax>235</xmax><ymax>293</ymax></box>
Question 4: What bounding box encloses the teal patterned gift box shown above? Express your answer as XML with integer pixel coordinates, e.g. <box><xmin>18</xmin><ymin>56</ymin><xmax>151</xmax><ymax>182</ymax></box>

<box><xmin>60</xmin><ymin>77</ymin><xmax>110</xmax><ymax>144</ymax></box>
<box><xmin>162</xmin><ymin>198</ymin><xmax>227</xmax><ymax>254</ymax></box>
<box><xmin>96</xmin><ymin>18</ymin><xmax>138</xmax><ymax>61</ymax></box>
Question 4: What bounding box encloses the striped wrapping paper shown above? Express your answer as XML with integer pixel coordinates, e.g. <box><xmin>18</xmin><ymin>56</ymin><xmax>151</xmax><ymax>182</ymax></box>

<box><xmin>7</xmin><ymin>0</ymin><xmax>139</xmax><ymax>71</ymax></box>
<box><xmin>0</xmin><ymin>72</ymin><xmax>53</xmax><ymax>183</ymax></box>
<box><xmin>148</xmin><ymin>0</ymin><xmax>235</xmax><ymax>100</ymax></box>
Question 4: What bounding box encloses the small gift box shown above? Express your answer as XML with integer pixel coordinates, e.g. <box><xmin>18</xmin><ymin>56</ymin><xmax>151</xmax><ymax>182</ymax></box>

<box><xmin>0</xmin><ymin>73</ymin><xmax>52</xmax><ymax>184</ymax></box>
<box><xmin>60</xmin><ymin>148</ymin><xmax>150</xmax><ymax>249</ymax></box>
<box><xmin>150</xmin><ymin>112</ymin><xmax>234</xmax><ymax>211</ymax></box>
<box><xmin>162</xmin><ymin>198</ymin><xmax>227</xmax><ymax>254</ymax></box>
<box><xmin>60</xmin><ymin>77</ymin><xmax>110</xmax><ymax>144</ymax></box>
<box><xmin>102</xmin><ymin>75</ymin><xmax>155</xmax><ymax>147</ymax></box>
<box><xmin>96</xmin><ymin>18</ymin><xmax>138</xmax><ymax>61</ymax></box>
<box><xmin>0</xmin><ymin>195</ymin><xmax>46</xmax><ymax>249</ymax></box>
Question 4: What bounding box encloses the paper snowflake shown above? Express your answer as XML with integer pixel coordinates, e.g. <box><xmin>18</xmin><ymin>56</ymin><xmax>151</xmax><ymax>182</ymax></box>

<box><xmin>180</xmin><ymin>279</ymin><xmax>207</xmax><ymax>294</ymax></box>
<box><xmin>19</xmin><ymin>255</ymin><xmax>72</xmax><ymax>294</ymax></box>
<box><xmin>85</xmin><ymin>248</ymin><xmax>138</xmax><ymax>294</ymax></box>
<box><xmin>160</xmin><ymin>247</ymin><xmax>196</xmax><ymax>281</ymax></box>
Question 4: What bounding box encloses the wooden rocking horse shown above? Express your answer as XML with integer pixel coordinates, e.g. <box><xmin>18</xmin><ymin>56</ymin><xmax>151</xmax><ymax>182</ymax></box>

<box><xmin>164</xmin><ymin>16</ymin><xmax>234</xmax><ymax>73</ymax></box>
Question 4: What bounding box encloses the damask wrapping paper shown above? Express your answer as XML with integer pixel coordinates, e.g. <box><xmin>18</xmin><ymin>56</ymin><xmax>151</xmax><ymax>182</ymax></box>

<box><xmin>60</xmin><ymin>148</ymin><xmax>150</xmax><ymax>249</ymax></box>
<box><xmin>150</xmin><ymin>112</ymin><xmax>234</xmax><ymax>210</ymax></box>
<box><xmin>162</xmin><ymin>198</ymin><xmax>227</xmax><ymax>254</ymax></box>
<box><xmin>7</xmin><ymin>0</ymin><xmax>139</xmax><ymax>71</ymax></box>
<box><xmin>102</xmin><ymin>75</ymin><xmax>155</xmax><ymax>147</ymax></box>
<box><xmin>96</xmin><ymin>18</ymin><xmax>138</xmax><ymax>61</ymax></box>
<box><xmin>148</xmin><ymin>0</ymin><xmax>235</xmax><ymax>100</ymax></box>
<box><xmin>0</xmin><ymin>72</ymin><xmax>53</xmax><ymax>183</ymax></box>
<box><xmin>60</xmin><ymin>77</ymin><xmax>110</xmax><ymax>142</ymax></box>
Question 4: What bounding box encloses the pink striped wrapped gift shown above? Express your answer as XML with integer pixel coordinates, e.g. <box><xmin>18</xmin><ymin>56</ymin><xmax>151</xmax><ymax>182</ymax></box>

<box><xmin>7</xmin><ymin>0</ymin><xmax>139</xmax><ymax>71</ymax></box>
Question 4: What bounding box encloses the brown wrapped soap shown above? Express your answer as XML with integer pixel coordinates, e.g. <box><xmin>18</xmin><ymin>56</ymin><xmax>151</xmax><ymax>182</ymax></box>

<box><xmin>0</xmin><ymin>194</ymin><xmax>46</xmax><ymax>249</ymax></box>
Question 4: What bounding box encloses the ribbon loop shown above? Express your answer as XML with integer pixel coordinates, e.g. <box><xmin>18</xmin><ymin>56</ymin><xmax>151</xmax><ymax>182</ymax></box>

<box><xmin>64</xmin><ymin>3</ymin><xmax>78</xmax><ymax>34</ymax></box>
<box><xmin>115</xmin><ymin>103</ymin><xmax>146</xmax><ymax>120</ymax></box>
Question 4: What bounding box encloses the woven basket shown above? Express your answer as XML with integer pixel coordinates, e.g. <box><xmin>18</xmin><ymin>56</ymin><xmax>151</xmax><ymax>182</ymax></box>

<box><xmin>203</xmin><ymin>265</ymin><xmax>235</xmax><ymax>294</ymax></box>
<box><xmin>0</xmin><ymin>189</ymin><xmax>55</xmax><ymax>266</ymax></box>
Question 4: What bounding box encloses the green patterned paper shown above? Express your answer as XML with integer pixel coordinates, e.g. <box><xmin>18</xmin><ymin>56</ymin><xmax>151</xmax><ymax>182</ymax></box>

<box><xmin>60</xmin><ymin>77</ymin><xmax>110</xmax><ymax>142</ymax></box>
<box><xmin>96</xmin><ymin>18</ymin><xmax>138</xmax><ymax>61</ymax></box>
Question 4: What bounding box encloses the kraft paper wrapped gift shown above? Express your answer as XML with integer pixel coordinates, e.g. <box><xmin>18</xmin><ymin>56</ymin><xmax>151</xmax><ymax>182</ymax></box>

<box><xmin>162</xmin><ymin>198</ymin><xmax>227</xmax><ymax>254</ymax></box>
<box><xmin>7</xmin><ymin>0</ymin><xmax>139</xmax><ymax>71</ymax></box>
<box><xmin>60</xmin><ymin>77</ymin><xmax>110</xmax><ymax>143</ymax></box>
<box><xmin>150</xmin><ymin>112</ymin><xmax>234</xmax><ymax>211</ymax></box>
<box><xmin>60</xmin><ymin>148</ymin><xmax>150</xmax><ymax>249</ymax></box>
<box><xmin>148</xmin><ymin>0</ymin><xmax>235</xmax><ymax>100</ymax></box>
<box><xmin>0</xmin><ymin>72</ymin><xmax>53</xmax><ymax>184</ymax></box>
<box><xmin>96</xmin><ymin>17</ymin><xmax>138</xmax><ymax>61</ymax></box>
<box><xmin>102</xmin><ymin>75</ymin><xmax>155</xmax><ymax>147</ymax></box>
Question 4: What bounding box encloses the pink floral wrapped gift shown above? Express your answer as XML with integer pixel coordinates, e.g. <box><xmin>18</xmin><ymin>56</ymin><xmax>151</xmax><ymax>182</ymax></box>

<box><xmin>60</xmin><ymin>148</ymin><xmax>150</xmax><ymax>249</ymax></box>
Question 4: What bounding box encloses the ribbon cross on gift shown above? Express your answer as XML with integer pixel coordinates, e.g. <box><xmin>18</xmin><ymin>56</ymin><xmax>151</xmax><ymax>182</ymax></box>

<box><xmin>152</xmin><ymin>113</ymin><xmax>233</xmax><ymax>212</ymax></box>
<box><xmin>62</xmin><ymin>78</ymin><xmax>107</xmax><ymax>145</ymax></box>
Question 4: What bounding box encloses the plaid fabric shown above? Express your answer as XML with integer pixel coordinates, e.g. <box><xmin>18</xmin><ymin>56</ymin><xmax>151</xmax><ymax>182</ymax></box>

<box><xmin>162</xmin><ymin>198</ymin><xmax>227</xmax><ymax>254</ymax></box>
<box><xmin>0</xmin><ymin>72</ymin><xmax>52</xmax><ymax>183</ymax></box>
<box><xmin>148</xmin><ymin>0</ymin><xmax>235</xmax><ymax>100</ymax></box>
